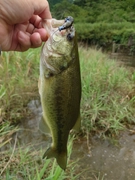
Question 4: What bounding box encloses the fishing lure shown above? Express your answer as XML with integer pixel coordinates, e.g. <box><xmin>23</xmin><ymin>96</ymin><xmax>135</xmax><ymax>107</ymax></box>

<box><xmin>58</xmin><ymin>16</ymin><xmax>74</xmax><ymax>40</ymax></box>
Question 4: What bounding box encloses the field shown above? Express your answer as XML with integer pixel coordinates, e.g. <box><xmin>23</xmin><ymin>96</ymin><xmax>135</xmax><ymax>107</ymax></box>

<box><xmin>0</xmin><ymin>46</ymin><xmax>135</xmax><ymax>179</ymax></box>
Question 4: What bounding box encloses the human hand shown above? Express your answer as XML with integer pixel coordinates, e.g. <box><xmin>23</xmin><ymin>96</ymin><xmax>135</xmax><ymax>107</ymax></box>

<box><xmin>0</xmin><ymin>0</ymin><xmax>52</xmax><ymax>51</ymax></box>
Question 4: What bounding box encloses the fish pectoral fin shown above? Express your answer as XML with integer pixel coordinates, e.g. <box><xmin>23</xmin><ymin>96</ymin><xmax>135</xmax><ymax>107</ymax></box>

<box><xmin>39</xmin><ymin>116</ymin><xmax>51</xmax><ymax>135</ymax></box>
<box><xmin>72</xmin><ymin>113</ymin><xmax>81</xmax><ymax>131</ymax></box>
<box><xmin>43</xmin><ymin>147</ymin><xmax>67</xmax><ymax>170</ymax></box>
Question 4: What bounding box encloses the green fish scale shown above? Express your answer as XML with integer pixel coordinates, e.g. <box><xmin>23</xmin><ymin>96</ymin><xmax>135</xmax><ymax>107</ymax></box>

<box><xmin>53</xmin><ymin>82</ymin><xmax>71</xmax><ymax>153</ymax></box>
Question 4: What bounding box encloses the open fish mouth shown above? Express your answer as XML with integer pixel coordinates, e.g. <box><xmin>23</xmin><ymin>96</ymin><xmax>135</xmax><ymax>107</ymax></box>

<box><xmin>48</xmin><ymin>16</ymin><xmax>75</xmax><ymax>41</ymax></box>
<box><xmin>58</xmin><ymin>16</ymin><xmax>75</xmax><ymax>41</ymax></box>
<box><xmin>41</xmin><ymin>16</ymin><xmax>76</xmax><ymax>78</ymax></box>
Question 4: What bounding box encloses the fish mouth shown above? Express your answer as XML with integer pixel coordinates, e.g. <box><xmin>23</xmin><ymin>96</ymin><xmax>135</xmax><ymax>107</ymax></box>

<box><xmin>41</xmin><ymin>17</ymin><xmax>76</xmax><ymax>78</ymax></box>
<box><xmin>58</xmin><ymin>16</ymin><xmax>74</xmax><ymax>31</ymax></box>
<box><xmin>43</xmin><ymin>16</ymin><xmax>75</xmax><ymax>41</ymax></box>
<box><xmin>51</xmin><ymin>16</ymin><xmax>75</xmax><ymax>41</ymax></box>
<box><xmin>58</xmin><ymin>16</ymin><xmax>75</xmax><ymax>41</ymax></box>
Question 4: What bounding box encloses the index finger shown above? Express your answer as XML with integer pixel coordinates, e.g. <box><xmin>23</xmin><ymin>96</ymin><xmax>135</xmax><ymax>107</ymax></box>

<box><xmin>39</xmin><ymin>6</ymin><xmax>52</xmax><ymax>19</ymax></box>
<box><xmin>33</xmin><ymin>1</ymin><xmax>52</xmax><ymax>19</ymax></box>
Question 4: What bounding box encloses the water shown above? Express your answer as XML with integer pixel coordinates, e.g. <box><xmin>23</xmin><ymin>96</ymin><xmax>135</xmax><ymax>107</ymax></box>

<box><xmin>17</xmin><ymin>100</ymin><xmax>135</xmax><ymax>179</ymax></box>
<box><xmin>73</xmin><ymin>131</ymin><xmax>135</xmax><ymax>179</ymax></box>
<box><xmin>16</xmin><ymin>100</ymin><xmax>50</xmax><ymax>150</ymax></box>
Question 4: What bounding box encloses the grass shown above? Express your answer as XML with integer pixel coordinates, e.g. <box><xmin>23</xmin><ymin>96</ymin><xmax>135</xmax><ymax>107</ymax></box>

<box><xmin>0</xmin><ymin>135</ymin><xmax>79</xmax><ymax>180</ymax></box>
<box><xmin>1</xmin><ymin>46</ymin><xmax>135</xmax><ymax>179</ymax></box>
<box><xmin>0</xmin><ymin>121</ymin><xmax>18</xmax><ymax>149</ymax></box>
<box><xmin>80</xmin><ymin>46</ymin><xmax>135</xmax><ymax>136</ymax></box>
<box><xmin>0</xmin><ymin>48</ymin><xmax>40</xmax><ymax>123</ymax></box>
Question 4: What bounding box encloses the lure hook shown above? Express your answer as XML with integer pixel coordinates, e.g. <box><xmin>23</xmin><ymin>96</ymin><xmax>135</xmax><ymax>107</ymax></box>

<box><xmin>58</xmin><ymin>16</ymin><xmax>74</xmax><ymax>31</ymax></box>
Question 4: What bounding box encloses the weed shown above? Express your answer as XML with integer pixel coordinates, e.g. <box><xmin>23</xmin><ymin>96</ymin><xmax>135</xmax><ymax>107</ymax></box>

<box><xmin>1</xmin><ymin>46</ymin><xmax>135</xmax><ymax>179</ymax></box>
<box><xmin>0</xmin><ymin>135</ymin><xmax>79</xmax><ymax>180</ymax></box>
<box><xmin>0</xmin><ymin>48</ymin><xmax>40</xmax><ymax>123</ymax></box>
<box><xmin>80</xmin><ymin>47</ymin><xmax>135</xmax><ymax>136</ymax></box>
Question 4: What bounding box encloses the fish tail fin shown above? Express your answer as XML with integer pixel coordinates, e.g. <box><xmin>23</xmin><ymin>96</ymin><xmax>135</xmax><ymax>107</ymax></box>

<box><xmin>43</xmin><ymin>147</ymin><xmax>67</xmax><ymax>170</ymax></box>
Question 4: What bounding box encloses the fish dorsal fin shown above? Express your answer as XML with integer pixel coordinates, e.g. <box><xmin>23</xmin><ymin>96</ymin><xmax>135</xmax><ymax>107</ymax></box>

<box><xmin>39</xmin><ymin>115</ymin><xmax>51</xmax><ymax>135</ymax></box>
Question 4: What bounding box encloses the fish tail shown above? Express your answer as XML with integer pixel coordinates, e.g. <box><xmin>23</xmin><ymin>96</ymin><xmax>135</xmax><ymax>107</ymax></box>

<box><xmin>43</xmin><ymin>147</ymin><xmax>67</xmax><ymax>170</ymax></box>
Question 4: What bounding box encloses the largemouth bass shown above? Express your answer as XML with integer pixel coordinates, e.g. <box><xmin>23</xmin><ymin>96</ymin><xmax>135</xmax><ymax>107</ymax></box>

<box><xmin>38</xmin><ymin>16</ymin><xmax>81</xmax><ymax>170</ymax></box>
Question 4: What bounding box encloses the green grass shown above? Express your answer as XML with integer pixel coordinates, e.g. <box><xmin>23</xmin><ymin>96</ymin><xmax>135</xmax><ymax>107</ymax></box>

<box><xmin>1</xmin><ymin>47</ymin><xmax>135</xmax><ymax>135</ymax></box>
<box><xmin>0</xmin><ymin>48</ymin><xmax>40</xmax><ymax>123</ymax></box>
<box><xmin>80</xmin><ymin>47</ymin><xmax>135</xmax><ymax>136</ymax></box>
<box><xmin>1</xmin><ymin>46</ymin><xmax>135</xmax><ymax>135</ymax></box>
<box><xmin>0</xmin><ymin>121</ymin><xmax>18</xmax><ymax>149</ymax></box>
<box><xmin>1</xmin><ymin>46</ymin><xmax>135</xmax><ymax>179</ymax></box>
<box><xmin>0</xmin><ymin>135</ymin><xmax>79</xmax><ymax>180</ymax></box>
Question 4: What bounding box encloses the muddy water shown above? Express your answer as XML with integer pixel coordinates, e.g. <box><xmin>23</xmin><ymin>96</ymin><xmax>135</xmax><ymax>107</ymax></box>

<box><xmin>17</xmin><ymin>100</ymin><xmax>135</xmax><ymax>180</ymax></box>
<box><xmin>16</xmin><ymin>100</ymin><xmax>50</xmax><ymax>149</ymax></box>
<box><xmin>73</xmin><ymin>132</ymin><xmax>135</xmax><ymax>180</ymax></box>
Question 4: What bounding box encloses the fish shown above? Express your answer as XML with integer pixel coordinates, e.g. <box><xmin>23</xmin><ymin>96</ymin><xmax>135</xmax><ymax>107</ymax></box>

<box><xmin>38</xmin><ymin>16</ymin><xmax>81</xmax><ymax>170</ymax></box>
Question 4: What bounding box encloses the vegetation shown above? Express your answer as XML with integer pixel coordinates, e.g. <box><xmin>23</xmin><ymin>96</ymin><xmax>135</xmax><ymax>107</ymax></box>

<box><xmin>1</xmin><ymin>47</ymin><xmax>135</xmax><ymax>135</ymax></box>
<box><xmin>0</xmin><ymin>49</ymin><xmax>40</xmax><ymax>123</ymax></box>
<box><xmin>1</xmin><ymin>1</ymin><xmax>135</xmax><ymax>178</ymax></box>
<box><xmin>0</xmin><ymin>132</ymin><xmax>79</xmax><ymax>180</ymax></box>
<box><xmin>49</xmin><ymin>0</ymin><xmax>135</xmax><ymax>47</ymax></box>
<box><xmin>80</xmin><ymin>47</ymin><xmax>135</xmax><ymax>135</ymax></box>
<box><xmin>1</xmin><ymin>46</ymin><xmax>135</xmax><ymax>178</ymax></box>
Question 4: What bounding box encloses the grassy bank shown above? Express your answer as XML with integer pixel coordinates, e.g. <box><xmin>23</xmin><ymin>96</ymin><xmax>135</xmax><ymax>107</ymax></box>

<box><xmin>0</xmin><ymin>48</ymin><xmax>40</xmax><ymax>123</ymax></box>
<box><xmin>0</xmin><ymin>46</ymin><xmax>135</xmax><ymax>178</ymax></box>
<box><xmin>0</xmin><ymin>134</ymin><xmax>78</xmax><ymax>179</ymax></box>
<box><xmin>80</xmin><ymin>47</ymin><xmax>135</xmax><ymax>136</ymax></box>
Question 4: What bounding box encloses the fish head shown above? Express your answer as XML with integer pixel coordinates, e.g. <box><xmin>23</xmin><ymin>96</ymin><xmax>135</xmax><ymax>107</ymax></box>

<box><xmin>43</xmin><ymin>18</ymin><xmax>75</xmax><ymax>55</ymax></box>
<box><xmin>40</xmin><ymin>18</ymin><xmax>76</xmax><ymax>78</ymax></box>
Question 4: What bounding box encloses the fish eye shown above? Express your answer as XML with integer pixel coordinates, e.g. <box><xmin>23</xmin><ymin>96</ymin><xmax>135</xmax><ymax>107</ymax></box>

<box><xmin>67</xmin><ymin>33</ymin><xmax>74</xmax><ymax>41</ymax></box>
